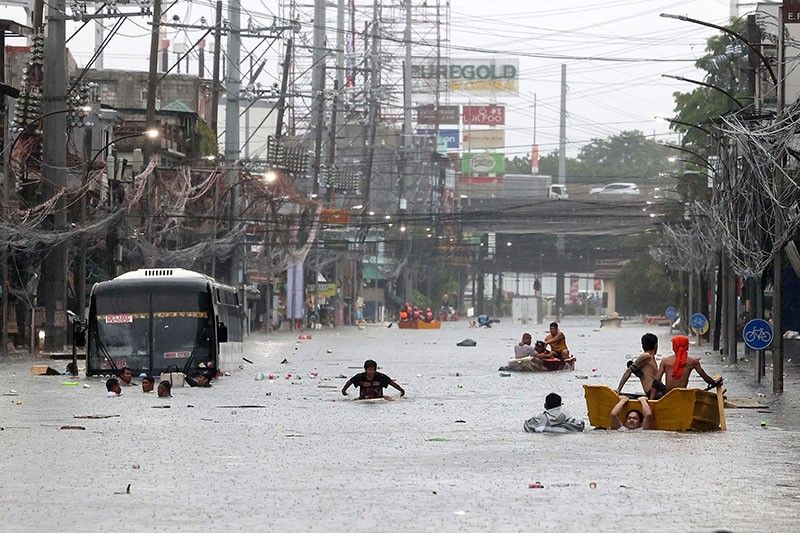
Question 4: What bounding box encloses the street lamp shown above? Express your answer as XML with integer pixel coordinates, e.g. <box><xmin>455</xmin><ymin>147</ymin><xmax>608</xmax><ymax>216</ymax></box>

<box><xmin>85</xmin><ymin>129</ymin><xmax>161</xmax><ymax>174</ymax></box>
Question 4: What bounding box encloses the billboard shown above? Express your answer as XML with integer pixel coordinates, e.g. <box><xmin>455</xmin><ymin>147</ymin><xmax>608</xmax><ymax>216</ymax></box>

<box><xmin>462</xmin><ymin>152</ymin><xmax>505</xmax><ymax>175</ymax></box>
<box><xmin>416</xmin><ymin>105</ymin><xmax>459</xmax><ymax>125</ymax></box>
<box><xmin>463</xmin><ymin>130</ymin><xmax>505</xmax><ymax>151</ymax></box>
<box><xmin>463</xmin><ymin>105</ymin><xmax>506</xmax><ymax>126</ymax></box>
<box><xmin>412</xmin><ymin>58</ymin><xmax>519</xmax><ymax>96</ymax></box>
<box><xmin>416</xmin><ymin>128</ymin><xmax>459</xmax><ymax>150</ymax></box>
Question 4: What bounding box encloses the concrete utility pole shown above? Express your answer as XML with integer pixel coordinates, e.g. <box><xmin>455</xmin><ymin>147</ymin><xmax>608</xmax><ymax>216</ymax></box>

<box><xmin>310</xmin><ymin>0</ymin><xmax>327</xmax><ymax>196</ymax></box>
<box><xmin>95</xmin><ymin>17</ymin><xmax>104</xmax><ymax>69</ymax></box>
<box><xmin>41</xmin><ymin>0</ymin><xmax>68</xmax><ymax>351</ymax></box>
<box><xmin>144</xmin><ymin>0</ymin><xmax>162</xmax><ymax>243</ymax></box>
<box><xmin>558</xmin><ymin>64</ymin><xmax>566</xmax><ymax>185</ymax></box>
<box><xmin>555</xmin><ymin>64</ymin><xmax>567</xmax><ymax>320</ymax></box>
<box><xmin>773</xmin><ymin>6</ymin><xmax>786</xmax><ymax>394</ymax></box>
<box><xmin>210</xmin><ymin>0</ymin><xmax>222</xmax><ymax>136</ymax></box>
<box><xmin>363</xmin><ymin>0</ymin><xmax>381</xmax><ymax>212</ymax></box>
<box><xmin>224</xmin><ymin>0</ymin><xmax>241</xmax><ymax>285</ymax></box>
<box><xmin>336</xmin><ymin>0</ymin><xmax>345</xmax><ymax>90</ymax></box>
<box><xmin>400</xmin><ymin>0</ymin><xmax>413</xmax><ymax>302</ymax></box>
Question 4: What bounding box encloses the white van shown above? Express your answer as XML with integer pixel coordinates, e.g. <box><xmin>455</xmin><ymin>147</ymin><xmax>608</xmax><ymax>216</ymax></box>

<box><xmin>548</xmin><ymin>184</ymin><xmax>569</xmax><ymax>200</ymax></box>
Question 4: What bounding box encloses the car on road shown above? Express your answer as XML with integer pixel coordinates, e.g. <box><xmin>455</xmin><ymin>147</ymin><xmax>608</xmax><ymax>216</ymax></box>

<box><xmin>589</xmin><ymin>182</ymin><xmax>640</xmax><ymax>195</ymax></box>
<box><xmin>548</xmin><ymin>184</ymin><xmax>569</xmax><ymax>200</ymax></box>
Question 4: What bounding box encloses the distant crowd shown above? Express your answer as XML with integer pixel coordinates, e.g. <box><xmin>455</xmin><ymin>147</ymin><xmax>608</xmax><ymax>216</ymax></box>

<box><xmin>104</xmin><ymin>366</ymin><xmax>214</xmax><ymax>398</ymax></box>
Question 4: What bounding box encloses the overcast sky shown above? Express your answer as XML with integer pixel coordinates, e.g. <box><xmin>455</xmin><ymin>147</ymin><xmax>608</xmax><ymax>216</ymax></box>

<box><xmin>0</xmin><ymin>0</ymin><xmax>734</xmax><ymax>157</ymax></box>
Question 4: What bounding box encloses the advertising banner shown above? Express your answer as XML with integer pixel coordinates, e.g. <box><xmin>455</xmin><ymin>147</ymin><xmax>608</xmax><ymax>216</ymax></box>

<box><xmin>531</xmin><ymin>144</ymin><xmax>540</xmax><ymax>174</ymax></box>
<box><xmin>461</xmin><ymin>152</ymin><xmax>505</xmax><ymax>175</ymax></box>
<box><xmin>462</xmin><ymin>105</ymin><xmax>506</xmax><ymax>126</ymax></box>
<box><xmin>569</xmin><ymin>276</ymin><xmax>579</xmax><ymax>303</ymax></box>
<box><xmin>412</xmin><ymin>58</ymin><xmax>519</xmax><ymax>96</ymax></box>
<box><xmin>463</xmin><ymin>129</ymin><xmax>505</xmax><ymax>151</ymax></box>
<box><xmin>416</xmin><ymin>105</ymin><xmax>460</xmax><ymax>125</ymax></box>
<box><xmin>416</xmin><ymin>128</ymin><xmax>459</xmax><ymax>150</ymax></box>
<box><xmin>320</xmin><ymin>209</ymin><xmax>351</xmax><ymax>225</ymax></box>
<box><xmin>459</xmin><ymin>175</ymin><xmax>504</xmax><ymax>186</ymax></box>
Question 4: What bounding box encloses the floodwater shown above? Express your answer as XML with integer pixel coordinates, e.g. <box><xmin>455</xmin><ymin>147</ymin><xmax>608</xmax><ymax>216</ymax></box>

<box><xmin>1</xmin><ymin>317</ymin><xmax>799</xmax><ymax>532</ymax></box>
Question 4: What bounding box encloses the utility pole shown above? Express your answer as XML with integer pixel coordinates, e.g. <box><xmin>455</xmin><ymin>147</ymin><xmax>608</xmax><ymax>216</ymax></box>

<box><xmin>310</xmin><ymin>0</ymin><xmax>327</xmax><ymax>196</ymax></box>
<box><xmin>400</xmin><ymin>0</ymin><xmax>413</xmax><ymax>302</ymax></box>
<box><xmin>275</xmin><ymin>39</ymin><xmax>292</xmax><ymax>138</ymax></box>
<box><xmin>210</xmin><ymin>0</ymin><xmax>222</xmax><ymax>136</ymax></box>
<box><xmin>41</xmin><ymin>0</ymin><xmax>68</xmax><ymax>351</ymax></box>
<box><xmin>145</xmin><ymin>0</ymin><xmax>162</xmax><ymax>243</ymax></box>
<box><xmin>224</xmin><ymin>0</ymin><xmax>241</xmax><ymax>286</ymax></box>
<box><xmin>555</xmin><ymin>64</ymin><xmax>567</xmax><ymax>320</ymax></box>
<box><xmin>363</xmin><ymin>0</ymin><xmax>381</xmax><ymax>212</ymax></box>
<box><xmin>336</xmin><ymin>0</ymin><xmax>345</xmax><ymax>90</ymax></box>
<box><xmin>95</xmin><ymin>17</ymin><xmax>104</xmax><ymax>69</ymax></box>
<box><xmin>558</xmin><ymin>64</ymin><xmax>566</xmax><ymax>185</ymax></box>
<box><xmin>326</xmin><ymin>80</ymin><xmax>339</xmax><ymax>202</ymax></box>
<box><xmin>773</xmin><ymin>6</ymin><xmax>785</xmax><ymax>394</ymax></box>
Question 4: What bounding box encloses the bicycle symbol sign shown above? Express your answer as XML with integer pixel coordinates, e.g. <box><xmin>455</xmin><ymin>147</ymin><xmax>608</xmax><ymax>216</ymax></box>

<box><xmin>690</xmin><ymin>313</ymin><xmax>709</xmax><ymax>335</ymax></box>
<box><xmin>743</xmin><ymin>319</ymin><xmax>773</xmax><ymax>350</ymax></box>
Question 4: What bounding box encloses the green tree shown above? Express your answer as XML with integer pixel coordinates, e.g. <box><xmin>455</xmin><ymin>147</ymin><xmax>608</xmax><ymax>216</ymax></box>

<box><xmin>615</xmin><ymin>254</ymin><xmax>681</xmax><ymax>316</ymax></box>
<box><xmin>504</xmin><ymin>155</ymin><xmax>532</xmax><ymax>174</ymax></box>
<box><xmin>575</xmin><ymin>130</ymin><xmax>674</xmax><ymax>178</ymax></box>
<box><xmin>671</xmin><ymin>20</ymin><xmax>750</xmax><ymax>157</ymax></box>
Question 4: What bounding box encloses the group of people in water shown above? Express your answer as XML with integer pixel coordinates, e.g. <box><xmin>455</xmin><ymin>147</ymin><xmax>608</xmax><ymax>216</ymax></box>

<box><xmin>398</xmin><ymin>303</ymin><xmax>436</xmax><ymax>323</ymax></box>
<box><xmin>523</xmin><ymin>332</ymin><xmax>723</xmax><ymax>433</ymax></box>
<box><xmin>507</xmin><ymin>322</ymin><xmax>573</xmax><ymax>371</ymax></box>
<box><xmin>104</xmin><ymin>366</ymin><xmax>214</xmax><ymax>398</ymax></box>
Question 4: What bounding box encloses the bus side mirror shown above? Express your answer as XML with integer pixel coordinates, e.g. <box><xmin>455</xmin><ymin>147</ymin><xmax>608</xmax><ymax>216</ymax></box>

<box><xmin>217</xmin><ymin>322</ymin><xmax>228</xmax><ymax>343</ymax></box>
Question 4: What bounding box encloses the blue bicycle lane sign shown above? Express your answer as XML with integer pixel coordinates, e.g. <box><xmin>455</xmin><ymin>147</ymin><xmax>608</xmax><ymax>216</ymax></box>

<box><xmin>743</xmin><ymin>319</ymin><xmax>773</xmax><ymax>350</ymax></box>
<box><xmin>690</xmin><ymin>313</ymin><xmax>709</xmax><ymax>335</ymax></box>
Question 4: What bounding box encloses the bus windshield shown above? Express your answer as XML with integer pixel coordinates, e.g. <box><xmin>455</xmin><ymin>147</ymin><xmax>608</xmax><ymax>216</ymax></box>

<box><xmin>92</xmin><ymin>287</ymin><xmax>213</xmax><ymax>374</ymax></box>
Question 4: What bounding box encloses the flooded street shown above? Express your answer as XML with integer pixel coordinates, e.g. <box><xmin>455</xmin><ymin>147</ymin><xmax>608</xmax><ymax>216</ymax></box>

<box><xmin>2</xmin><ymin>318</ymin><xmax>799</xmax><ymax>532</ymax></box>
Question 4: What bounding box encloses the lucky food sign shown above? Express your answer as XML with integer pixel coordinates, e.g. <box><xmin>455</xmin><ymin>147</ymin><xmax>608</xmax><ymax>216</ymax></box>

<box><xmin>462</xmin><ymin>105</ymin><xmax>506</xmax><ymax>126</ymax></box>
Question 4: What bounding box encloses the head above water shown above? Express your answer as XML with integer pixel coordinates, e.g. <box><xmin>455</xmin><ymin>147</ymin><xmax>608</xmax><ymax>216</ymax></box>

<box><xmin>106</xmin><ymin>378</ymin><xmax>121</xmax><ymax>395</ymax></box>
<box><xmin>534</xmin><ymin>340</ymin><xmax>547</xmax><ymax>353</ymax></box>
<box><xmin>625</xmin><ymin>409</ymin><xmax>644</xmax><ymax>430</ymax></box>
<box><xmin>521</xmin><ymin>333</ymin><xmax>532</xmax><ymax>345</ymax></box>
<box><xmin>157</xmin><ymin>380</ymin><xmax>172</xmax><ymax>398</ymax></box>
<box><xmin>544</xmin><ymin>392</ymin><xmax>562</xmax><ymax>410</ymax></box>
<box><xmin>119</xmin><ymin>367</ymin><xmax>134</xmax><ymax>384</ymax></box>
<box><xmin>641</xmin><ymin>333</ymin><xmax>658</xmax><ymax>353</ymax></box>
<box><xmin>364</xmin><ymin>359</ymin><xmax>378</xmax><ymax>378</ymax></box>
<box><xmin>141</xmin><ymin>376</ymin><xmax>155</xmax><ymax>393</ymax></box>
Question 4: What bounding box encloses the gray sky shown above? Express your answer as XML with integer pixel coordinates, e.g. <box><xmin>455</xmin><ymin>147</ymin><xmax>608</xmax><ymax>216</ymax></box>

<box><xmin>0</xmin><ymin>0</ymin><xmax>733</xmax><ymax>158</ymax></box>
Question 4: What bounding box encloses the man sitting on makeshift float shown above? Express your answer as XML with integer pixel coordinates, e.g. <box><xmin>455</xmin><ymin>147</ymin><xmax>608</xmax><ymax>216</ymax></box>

<box><xmin>649</xmin><ymin>335</ymin><xmax>722</xmax><ymax>399</ymax></box>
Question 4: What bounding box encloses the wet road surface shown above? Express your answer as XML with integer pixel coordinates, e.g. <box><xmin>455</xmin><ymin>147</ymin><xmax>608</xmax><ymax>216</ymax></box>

<box><xmin>1</xmin><ymin>317</ymin><xmax>799</xmax><ymax>532</ymax></box>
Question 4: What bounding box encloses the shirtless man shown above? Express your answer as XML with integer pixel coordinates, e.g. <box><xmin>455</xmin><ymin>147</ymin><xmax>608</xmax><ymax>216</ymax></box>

<box><xmin>650</xmin><ymin>335</ymin><xmax>720</xmax><ymax>399</ymax></box>
<box><xmin>615</xmin><ymin>333</ymin><xmax>660</xmax><ymax>398</ymax></box>
<box><xmin>544</xmin><ymin>322</ymin><xmax>570</xmax><ymax>360</ymax></box>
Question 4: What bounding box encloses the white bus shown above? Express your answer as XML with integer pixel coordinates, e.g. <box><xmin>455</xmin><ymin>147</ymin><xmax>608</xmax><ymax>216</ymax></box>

<box><xmin>86</xmin><ymin>268</ymin><xmax>244</xmax><ymax>376</ymax></box>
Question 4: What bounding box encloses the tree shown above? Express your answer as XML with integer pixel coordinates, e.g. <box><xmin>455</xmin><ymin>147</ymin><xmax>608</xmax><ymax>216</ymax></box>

<box><xmin>615</xmin><ymin>254</ymin><xmax>681</xmax><ymax>316</ymax></box>
<box><xmin>575</xmin><ymin>130</ymin><xmax>674</xmax><ymax>179</ymax></box>
<box><xmin>671</xmin><ymin>19</ymin><xmax>750</xmax><ymax>157</ymax></box>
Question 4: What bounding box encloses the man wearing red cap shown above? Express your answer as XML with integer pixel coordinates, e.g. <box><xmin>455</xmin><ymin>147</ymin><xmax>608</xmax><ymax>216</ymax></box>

<box><xmin>650</xmin><ymin>335</ymin><xmax>720</xmax><ymax>399</ymax></box>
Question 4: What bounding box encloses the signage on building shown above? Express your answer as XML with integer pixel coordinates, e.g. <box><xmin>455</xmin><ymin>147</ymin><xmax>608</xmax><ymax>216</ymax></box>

<box><xmin>462</xmin><ymin>105</ymin><xmax>506</xmax><ymax>125</ymax></box>
<box><xmin>416</xmin><ymin>128</ymin><xmax>459</xmax><ymax>150</ymax></box>
<box><xmin>462</xmin><ymin>152</ymin><xmax>505</xmax><ymax>174</ymax></box>
<box><xmin>784</xmin><ymin>0</ymin><xmax>800</xmax><ymax>22</ymax></box>
<box><xmin>248</xmin><ymin>270</ymin><xmax>270</xmax><ymax>284</ymax></box>
<box><xmin>320</xmin><ymin>209</ymin><xmax>351</xmax><ymax>225</ymax></box>
<box><xmin>463</xmin><ymin>129</ymin><xmax>505</xmax><ymax>151</ymax></box>
<box><xmin>416</xmin><ymin>105</ymin><xmax>460</xmax><ymax>125</ymax></box>
<box><xmin>307</xmin><ymin>282</ymin><xmax>337</xmax><ymax>298</ymax></box>
<box><xmin>412</xmin><ymin>59</ymin><xmax>519</xmax><ymax>95</ymax></box>
<box><xmin>459</xmin><ymin>175</ymin><xmax>503</xmax><ymax>185</ymax></box>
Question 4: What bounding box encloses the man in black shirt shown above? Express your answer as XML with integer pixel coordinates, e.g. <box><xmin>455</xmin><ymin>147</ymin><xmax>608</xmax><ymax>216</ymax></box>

<box><xmin>342</xmin><ymin>359</ymin><xmax>405</xmax><ymax>399</ymax></box>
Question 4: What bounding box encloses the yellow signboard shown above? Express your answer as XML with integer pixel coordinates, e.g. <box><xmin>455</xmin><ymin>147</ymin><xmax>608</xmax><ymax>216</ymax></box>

<box><xmin>308</xmin><ymin>283</ymin><xmax>337</xmax><ymax>298</ymax></box>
